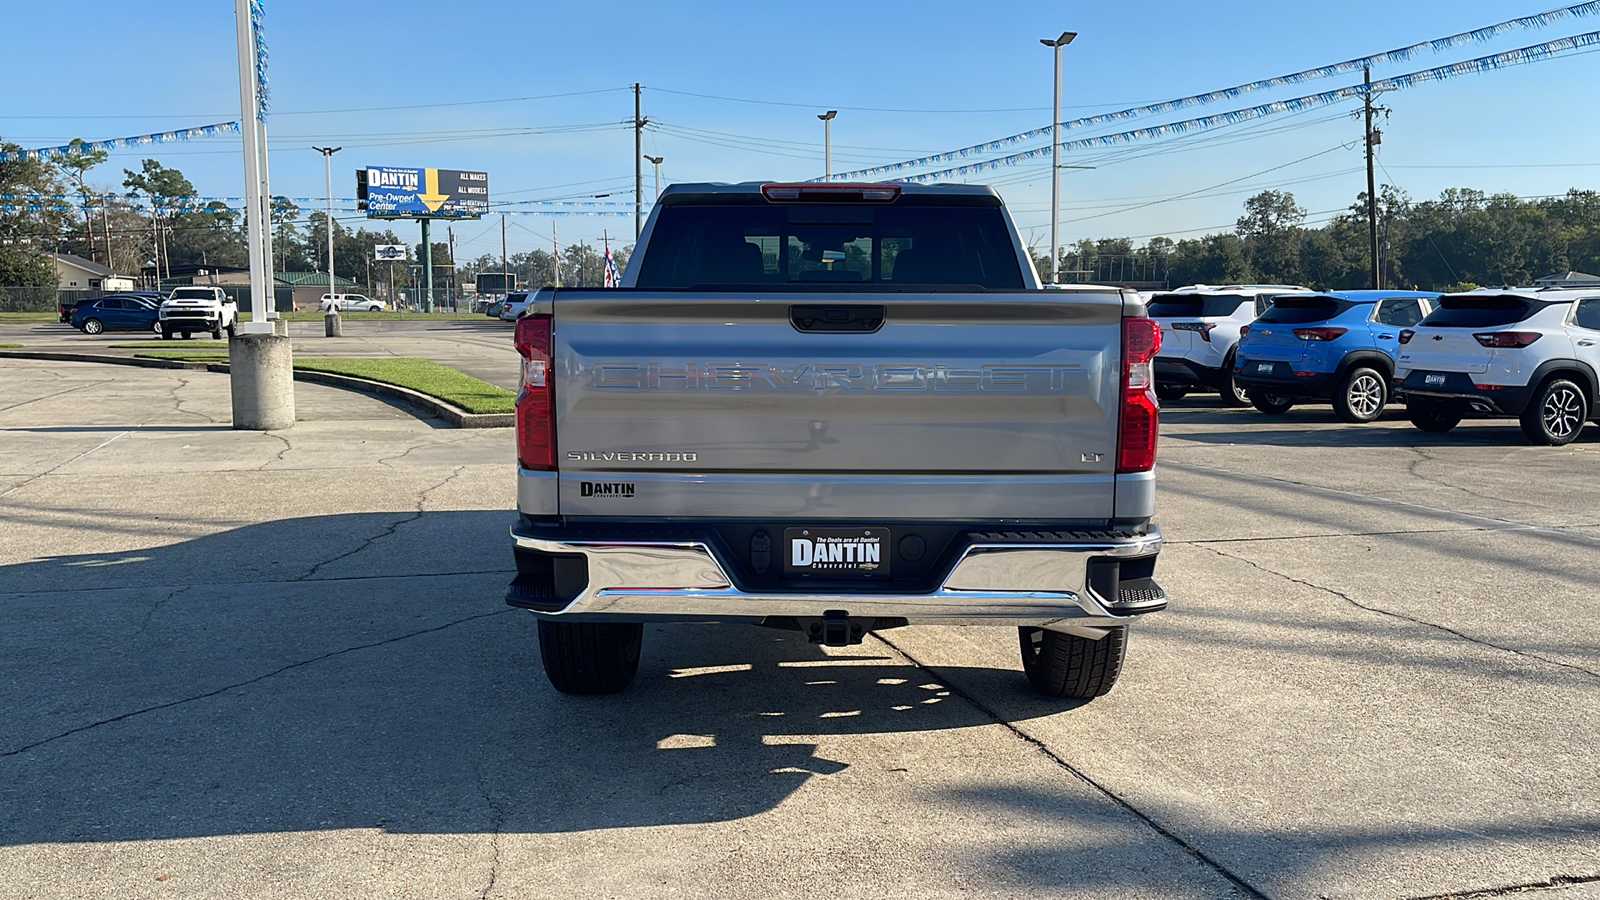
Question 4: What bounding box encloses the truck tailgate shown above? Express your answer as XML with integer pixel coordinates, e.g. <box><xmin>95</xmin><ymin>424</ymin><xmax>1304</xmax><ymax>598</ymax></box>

<box><xmin>551</xmin><ymin>289</ymin><xmax>1126</xmax><ymax>520</ymax></box>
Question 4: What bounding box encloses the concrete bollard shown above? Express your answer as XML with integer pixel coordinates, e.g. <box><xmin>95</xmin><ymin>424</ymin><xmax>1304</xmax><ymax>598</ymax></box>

<box><xmin>272</xmin><ymin>316</ymin><xmax>289</xmax><ymax>336</ymax></box>
<box><xmin>229</xmin><ymin>333</ymin><xmax>295</xmax><ymax>430</ymax></box>
<box><xmin>324</xmin><ymin>311</ymin><xmax>342</xmax><ymax>337</ymax></box>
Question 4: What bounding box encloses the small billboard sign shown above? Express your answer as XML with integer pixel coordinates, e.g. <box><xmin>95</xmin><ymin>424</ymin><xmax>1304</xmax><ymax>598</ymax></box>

<box><xmin>361</xmin><ymin>166</ymin><xmax>489</xmax><ymax>219</ymax></box>
<box><xmin>374</xmin><ymin>244</ymin><xmax>408</xmax><ymax>261</ymax></box>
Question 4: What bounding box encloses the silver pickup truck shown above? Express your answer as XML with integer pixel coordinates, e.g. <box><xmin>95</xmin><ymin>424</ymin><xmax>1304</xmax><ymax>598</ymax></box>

<box><xmin>507</xmin><ymin>181</ymin><xmax>1166</xmax><ymax>700</ymax></box>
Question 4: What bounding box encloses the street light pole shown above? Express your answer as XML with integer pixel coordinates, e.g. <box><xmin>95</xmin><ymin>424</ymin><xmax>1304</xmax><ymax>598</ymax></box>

<box><xmin>313</xmin><ymin>146</ymin><xmax>341</xmax><ymax>308</ymax></box>
<box><xmin>818</xmin><ymin>111</ymin><xmax>837</xmax><ymax>182</ymax></box>
<box><xmin>1040</xmin><ymin>31</ymin><xmax>1076</xmax><ymax>284</ymax></box>
<box><xmin>644</xmin><ymin>155</ymin><xmax>664</xmax><ymax>199</ymax></box>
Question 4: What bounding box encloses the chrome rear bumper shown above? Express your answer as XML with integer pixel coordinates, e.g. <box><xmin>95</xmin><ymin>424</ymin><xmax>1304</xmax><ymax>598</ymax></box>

<box><xmin>509</xmin><ymin>527</ymin><xmax>1163</xmax><ymax>630</ymax></box>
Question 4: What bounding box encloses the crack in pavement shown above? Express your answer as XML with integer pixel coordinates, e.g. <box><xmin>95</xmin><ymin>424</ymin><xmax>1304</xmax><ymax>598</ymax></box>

<box><xmin>169</xmin><ymin>376</ymin><xmax>220</xmax><ymax>424</ymax></box>
<box><xmin>257</xmin><ymin>433</ymin><xmax>293</xmax><ymax>470</ymax></box>
<box><xmin>377</xmin><ymin>434</ymin><xmax>478</xmax><ymax>469</ymax></box>
<box><xmin>0</xmin><ymin>608</ymin><xmax>514</xmax><ymax>759</ymax></box>
<box><xmin>869</xmin><ymin>630</ymin><xmax>1268</xmax><ymax>900</ymax></box>
<box><xmin>0</xmin><ymin>429</ymin><xmax>132</xmax><ymax>500</ymax></box>
<box><xmin>292</xmin><ymin>467</ymin><xmax>467</xmax><ymax>580</ymax></box>
<box><xmin>1192</xmin><ymin>543</ymin><xmax>1600</xmax><ymax>682</ymax></box>
<box><xmin>132</xmin><ymin>584</ymin><xmax>193</xmax><ymax>640</ymax></box>
<box><xmin>1406</xmin><ymin>872</ymin><xmax>1600</xmax><ymax>899</ymax></box>
<box><xmin>1403</xmin><ymin>447</ymin><xmax>1529</xmax><ymax>508</ymax></box>
<box><xmin>474</xmin><ymin>757</ymin><xmax>506</xmax><ymax>899</ymax></box>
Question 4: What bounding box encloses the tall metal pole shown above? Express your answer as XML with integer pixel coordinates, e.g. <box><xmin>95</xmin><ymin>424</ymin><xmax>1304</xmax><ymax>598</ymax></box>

<box><xmin>501</xmin><ymin>213</ymin><xmax>509</xmax><ymax>290</ymax></box>
<box><xmin>420</xmin><ymin>218</ymin><xmax>434</xmax><ymax>312</ymax></box>
<box><xmin>314</xmin><ymin>146</ymin><xmax>340</xmax><ymax>308</ymax></box>
<box><xmin>1364</xmin><ymin>65</ymin><xmax>1381</xmax><ymax>290</ymax></box>
<box><xmin>634</xmin><ymin>83</ymin><xmax>644</xmax><ymax>238</ymax></box>
<box><xmin>818</xmin><ymin>111</ymin><xmax>837</xmax><ymax>181</ymax></box>
<box><xmin>235</xmin><ymin>0</ymin><xmax>270</xmax><ymax>326</ymax></box>
<box><xmin>644</xmin><ymin>155</ymin><xmax>664</xmax><ymax>199</ymax></box>
<box><xmin>1040</xmin><ymin>32</ymin><xmax>1075</xmax><ymax>284</ymax></box>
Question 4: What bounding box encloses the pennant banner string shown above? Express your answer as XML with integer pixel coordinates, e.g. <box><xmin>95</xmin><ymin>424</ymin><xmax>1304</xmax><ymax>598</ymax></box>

<box><xmin>820</xmin><ymin>2</ymin><xmax>1600</xmax><ymax>183</ymax></box>
<box><xmin>0</xmin><ymin>123</ymin><xmax>242</xmax><ymax>164</ymax></box>
<box><xmin>888</xmin><ymin>31</ymin><xmax>1600</xmax><ymax>185</ymax></box>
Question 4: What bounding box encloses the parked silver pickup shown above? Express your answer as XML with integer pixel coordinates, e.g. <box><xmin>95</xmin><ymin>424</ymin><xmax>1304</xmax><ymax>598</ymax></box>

<box><xmin>507</xmin><ymin>181</ymin><xmax>1166</xmax><ymax>700</ymax></box>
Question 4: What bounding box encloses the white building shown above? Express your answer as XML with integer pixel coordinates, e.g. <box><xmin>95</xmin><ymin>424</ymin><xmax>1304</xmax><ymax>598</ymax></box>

<box><xmin>52</xmin><ymin>253</ymin><xmax>134</xmax><ymax>292</ymax></box>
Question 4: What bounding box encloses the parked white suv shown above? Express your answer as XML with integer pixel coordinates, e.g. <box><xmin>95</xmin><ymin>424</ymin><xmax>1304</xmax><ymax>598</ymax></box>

<box><xmin>1395</xmin><ymin>288</ymin><xmax>1600</xmax><ymax>445</ymax></box>
<box><xmin>1148</xmin><ymin>284</ymin><xmax>1308</xmax><ymax>405</ymax></box>
<box><xmin>319</xmin><ymin>293</ymin><xmax>387</xmax><ymax>313</ymax></box>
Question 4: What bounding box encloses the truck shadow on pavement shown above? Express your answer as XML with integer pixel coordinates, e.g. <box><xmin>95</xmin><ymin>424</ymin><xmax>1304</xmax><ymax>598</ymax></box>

<box><xmin>0</xmin><ymin>510</ymin><xmax>1058</xmax><ymax>844</ymax></box>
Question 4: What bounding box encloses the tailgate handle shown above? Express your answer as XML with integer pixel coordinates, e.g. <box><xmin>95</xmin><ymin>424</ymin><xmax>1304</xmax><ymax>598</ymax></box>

<box><xmin>790</xmin><ymin>304</ymin><xmax>886</xmax><ymax>334</ymax></box>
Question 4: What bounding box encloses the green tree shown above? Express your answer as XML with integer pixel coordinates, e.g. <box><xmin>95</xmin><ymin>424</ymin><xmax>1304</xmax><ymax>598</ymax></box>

<box><xmin>55</xmin><ymin>139</ymin><xmax>110</xmax><ymax>264</ymax></box>
<box><xmin>1236</xmin><ymin>190</ymin><xmax>1306</xmax><ymax>284</ymax></box>
<box><xmin>0</xmin><ymin>138</ymin><xmax>72</xmax><ymax>287</ymax></box>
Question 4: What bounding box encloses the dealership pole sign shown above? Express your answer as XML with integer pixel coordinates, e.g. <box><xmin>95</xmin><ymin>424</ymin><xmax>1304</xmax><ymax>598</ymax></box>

<box><xmin>374</xmin><ymin>244</ymin><xmax>407</xmax><ymax>261</ymax></box>
<box><xmin>359</xmin><ymin>166</ymin><xmax>489</xmax><ymax>219</ymax></box>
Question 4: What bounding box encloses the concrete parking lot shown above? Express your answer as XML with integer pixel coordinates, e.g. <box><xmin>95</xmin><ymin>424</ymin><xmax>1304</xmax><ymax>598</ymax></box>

<box><xmin>2</xmin><ymin>356</ymin><xmax>1599</xmax><ymax>899</ymax></box>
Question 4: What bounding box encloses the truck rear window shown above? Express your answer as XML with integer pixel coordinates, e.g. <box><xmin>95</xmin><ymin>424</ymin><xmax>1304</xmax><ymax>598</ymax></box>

<box><xmin>1254</xmin><ymin>296</ymin><xmax>1346</xmax><ymax>325</ymax></box>
<box><xmin>634</xmin><ymin>204</ymin><xmax>1024</xmax><ymax>290</ymax></box>
<box><xmin>1421</xmin><ymin>296</ymin><xmax>1536</xmax><ymax>328</ymax></box>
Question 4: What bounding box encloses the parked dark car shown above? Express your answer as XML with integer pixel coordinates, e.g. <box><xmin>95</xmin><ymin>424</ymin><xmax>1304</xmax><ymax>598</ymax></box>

<box><xmin>59</xmin><ymin>291</ymin><xmax>160</xmax><ymax>323</ymax></box>
<box><xmin>71</xmin><ymin>295</ymin><xmax>163</xmax><ymax>335</ymax></box>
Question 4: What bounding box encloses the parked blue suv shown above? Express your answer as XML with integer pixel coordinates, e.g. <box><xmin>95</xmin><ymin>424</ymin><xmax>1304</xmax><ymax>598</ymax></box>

<box><xmin>1233</xmin><ymin>290</ymin><xmax>1439</xmax><ymax>422</ymax></box>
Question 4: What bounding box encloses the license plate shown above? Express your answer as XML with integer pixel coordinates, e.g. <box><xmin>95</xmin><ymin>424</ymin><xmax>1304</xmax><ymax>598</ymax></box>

<box><xmin>784</xmin><ymin>527</ymin><xmax>890</xmax><ymax>576</ymax></box>
<box><xmin>1425</xmin><ymin>374</ymin><xmax>1447</xmax><ymax>386</ymax></box>
<box><xmin>1256</xmin><ymin>362</ymin><xmax>1273</xmax><ymax>373</ymax></box>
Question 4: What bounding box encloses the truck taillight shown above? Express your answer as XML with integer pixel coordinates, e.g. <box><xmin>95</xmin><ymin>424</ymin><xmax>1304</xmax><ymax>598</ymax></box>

<box><xmin>514</xmin><ymin>314</ymin><xmax>556</xmax><ymax>471</ymax></box>
<box><xmin>1119</xmin><ymin>317</ymin><xmax>1161</xmax><ymax>474</ymax></box>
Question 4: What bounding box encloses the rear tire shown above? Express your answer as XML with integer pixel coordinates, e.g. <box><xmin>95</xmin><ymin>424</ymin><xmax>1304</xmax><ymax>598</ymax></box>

<box><xmin>1250</xmin><ymin>393</ymin><xmax>1294</xmax><ymax>415</ymax></box>
<box><xmin>211</xmin><ymin>326</ymin><xmax>223</xmax><ymax>340</ymax></box>
<box><xmin>538</xmin><ymin>620</ymin><xmax>643</xmax><ymax>695</ymax></box>
<box><xmin>1220</xmin><ymin>357</ymin><xmax>1250</xmax><ymax>407</ymax></box>
<box><xmin>1408</xmin><ymin>400</ymin><xmax>1461</xmax><ymax>433</ymax></box>
<box><xmin>1154</xmin><ymin>383</ymin><xmax>1188</xmax><ymax>402</ymax></box>
<box><xmin>160</xmin><ymin>328</ymin><xmax>173</xmax><ymax>340</ymax></box>
<box><xmin>182</xmin><ymin>331</ymin><xmax>192</xmax><ymax>340</ymax></box>
<box><xmin>1018</xmin><ymin>626</ymin><xmax>1126</xmax><ymax>699</ymax></box>
<box><xmin>1333</xmin><ymin>366</ymin><xmax>1388</xmax><ymax>424</ymax></box>
<box><xmin>1519</xmin><ymin>378</ymin><xmax>1587</xmax><ymax>446</ymax></box>
<box><xmin>82</xmin><ymin>318</ymin><xmax>104</xmax><ymax>335</ymax></box>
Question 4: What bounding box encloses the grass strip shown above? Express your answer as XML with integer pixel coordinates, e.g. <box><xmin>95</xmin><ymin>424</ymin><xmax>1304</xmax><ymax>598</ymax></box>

<box><xmin>294</xmin><ymin>357</ymin><xmax>514</xmax><ymax>414</ymax></box>
<box><xmin>0</xmin><ymin>343</ymin><xmax>20</xmax><ymax>348</ymax></box>
<box><xmin>110</xmin><ymin>341</ymin><xmax>229</xmax><ymax>350</ymax></box>
<box><xmin>131</xmin><ymin>353</ymin><xmax>515</xmax><ymax>414</ymax></box>
<box><xmin>0</xmin><ymin>313</ymin><xmax>57</xmax><ymax>323</ymax></box>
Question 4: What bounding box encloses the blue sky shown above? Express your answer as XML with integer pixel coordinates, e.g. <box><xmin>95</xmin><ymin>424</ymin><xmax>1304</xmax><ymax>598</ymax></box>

<box><xmin>7</xmin><ymin>0</ymin><xmax>1600</xmax><ymax>263</ymax></box>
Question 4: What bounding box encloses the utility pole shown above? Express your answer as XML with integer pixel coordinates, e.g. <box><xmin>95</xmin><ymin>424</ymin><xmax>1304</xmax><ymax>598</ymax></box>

<box><xmin>313</xmin><ymin>146</ymin><xmax>341</xmax><ymax>308</ymax></box>
<box><xmin>448</xmin><ymin>223</ymin><xmax>457</xmax><ymax>309</ymax></box>
<box><xmin>1041</xmin><ymin>30</ymin><xmax>1077</xmax><ymax>284</ymax></box>
<box><xmin>633</xmin><ymin>83</ymin><xmax>648</xmax><ymax>238</ymax></box>
<box><xmin>1359</xmin><ymin>65</ymin><xmax>1390</xmax><ymax>290</ymax></box>
<box><xmin>553</xmin><ymin>221</ymin><xmax>560</xmax><ymax>288</ymax></box>
<box><xmin>501</xmin><ymin>213</ymin><xmax>509</xmax><ymax>290</ymax></box>
<box><xmin>818</xmin><ymin>111</ymin><xmax>837</xmax><ymax>181</ymax></box>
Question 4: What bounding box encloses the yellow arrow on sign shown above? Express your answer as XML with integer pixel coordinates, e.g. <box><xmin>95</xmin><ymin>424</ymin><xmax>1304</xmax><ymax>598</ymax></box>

<box><xmin>417</xmin><ymin>168</ymin><xmax>449</xmax><ymax>214</ymax></box>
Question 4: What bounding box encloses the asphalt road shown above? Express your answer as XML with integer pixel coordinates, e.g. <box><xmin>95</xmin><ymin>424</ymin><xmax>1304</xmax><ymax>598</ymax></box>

<box><xmin>2</xmin><ymin>359</ymin><xmax>1598</xmax><ymax>899</ymax></box>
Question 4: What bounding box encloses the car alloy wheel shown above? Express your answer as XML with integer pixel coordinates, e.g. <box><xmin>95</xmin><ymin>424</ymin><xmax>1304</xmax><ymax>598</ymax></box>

<box><xmin>82</xmin><ymin>319</ymin><xmax>103</xmax><ymax>335</ymax></box>
<box><xmin>1543</xmin><ymin>384</ymin><xmax>1584</xmax><ymax>442</ymax></box>
<box><xmin>152</xmin><ymin>320</ymin><xmax>163</xmax><ymax>334</ymax></box>
<box><xmin>1349</xmin><ymin>373</ymin><xmax>1383</xmax><ymax>417</ymax></box>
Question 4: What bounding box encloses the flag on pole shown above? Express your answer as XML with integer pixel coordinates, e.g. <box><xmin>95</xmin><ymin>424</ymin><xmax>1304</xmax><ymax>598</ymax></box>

<box><xmin>604</xmin><ymin>244</ymin><xmax>621</xmax><ymax>288</ymax></box>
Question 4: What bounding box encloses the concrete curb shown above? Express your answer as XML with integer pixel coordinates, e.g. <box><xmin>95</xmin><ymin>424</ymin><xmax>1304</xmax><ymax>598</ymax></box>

<box><xmin>0</xmin><ymin>349</ymin><xmax>513</xmax><ymax>429</ymax></box>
